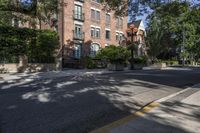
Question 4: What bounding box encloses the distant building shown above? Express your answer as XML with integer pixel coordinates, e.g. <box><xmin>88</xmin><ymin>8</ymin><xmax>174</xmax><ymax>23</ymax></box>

<box><xmin>127</xmin><ymin>20</ymin><xmax>146</xmax><ymax>56</ymax></box>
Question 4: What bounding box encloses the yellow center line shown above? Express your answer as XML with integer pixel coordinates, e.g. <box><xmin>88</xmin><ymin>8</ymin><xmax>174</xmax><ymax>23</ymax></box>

<box><xmin>89</xmin><ymin>102</ymin><xmax>160</xmax><ymax>133</ymax></box>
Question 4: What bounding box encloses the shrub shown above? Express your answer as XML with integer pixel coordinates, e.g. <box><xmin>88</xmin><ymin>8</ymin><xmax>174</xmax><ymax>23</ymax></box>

<box><xmin>161</xmin><ymin>60</ymin><xmax>179</xmax><ymax>66</ymax></box>
<box><xmin>86</xmin><ymin>56</ymin><xmax>97</xmax><ymax>69</ymax></box>
<box><xmin>0</xmin><ymin>26</ymin><xmax>59</xmax><ymax>63</ymax></box>
<box><xmin>133</xmin><ymin>56</ymin><xmax>148</xmax><ymax>64</ymax></box>
<box><xmin>96</xmin><ymin>45</ymin><xmax>130</xmax><ymax>64</ymax></box>
<box><xmin>28</xmin><ymin>30</ymin><xmax>59</xmax><ymax>63</ymax></box>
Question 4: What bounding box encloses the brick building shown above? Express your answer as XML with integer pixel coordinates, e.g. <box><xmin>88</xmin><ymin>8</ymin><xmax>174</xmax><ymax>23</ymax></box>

<box><xmin>58</xmin><ymin>0</ymin><xmax>128</xmax><ymax>68</ymax></box>
<box><xmin>127</xmin><ymin>20</ymin><xmax>146</xmax><ymax>56</ymax></box>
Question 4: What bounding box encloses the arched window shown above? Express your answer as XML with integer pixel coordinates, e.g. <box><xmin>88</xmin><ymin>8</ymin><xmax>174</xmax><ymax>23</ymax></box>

<box><xmin>90</xmin><ymin>43</ymin><xmax>100</xmax><ymax>57</ymax></box>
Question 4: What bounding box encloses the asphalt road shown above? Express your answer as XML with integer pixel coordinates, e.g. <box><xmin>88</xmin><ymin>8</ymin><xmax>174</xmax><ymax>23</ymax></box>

<box><xmin>0</xmin><ymin>69</ymin><xmax>200</xmax><ymax>133</ymax></box>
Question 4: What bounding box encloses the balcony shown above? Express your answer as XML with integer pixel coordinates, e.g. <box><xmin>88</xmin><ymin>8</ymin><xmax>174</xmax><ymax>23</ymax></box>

<box><xmin>73</xmin><ymin>30</ymin><xmax>85</xmax><ymax>40</ymax></box>
<box><xmin>73</xmin><ymin>11</ymin><xmax>85</xmax><ymax>22</ymax></box>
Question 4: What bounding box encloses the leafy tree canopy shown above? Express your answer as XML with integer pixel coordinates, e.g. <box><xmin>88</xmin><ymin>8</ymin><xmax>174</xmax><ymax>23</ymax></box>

<box><xmin>101</xmin><ymin>0</ymin><xmax>200</xmax><ymax>20</ymax></box>
<box><xmin>146</xmin><ymin>1</ymin><xmax>200</xmax><ymax>61</ymax></box>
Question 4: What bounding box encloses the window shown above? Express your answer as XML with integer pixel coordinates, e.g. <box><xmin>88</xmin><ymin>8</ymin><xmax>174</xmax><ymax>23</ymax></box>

<box><xmin>119</xmin><ymin>18</ymin><xmax>123</xmax><ymax>29</ymax></box>
<box><xmin>120</xmin><ymin>33</ymin><xmax>124</xmax><ymax>41</ymax></box>
<box><xmin>91</xmin><ymin>27</ymin><xmax>101</xmax><ymax>39</ymax></box>
<box><xmin>106</xmin><ymin>14</ymin><xmax>110</xmax><ymax>27</ymax></box>
<box><xmin>74</xmin><ymin>24</ymin><xmax>83</xmax><ymax>39</ymax></box>
<box><xmin>116</xmin><ymin>32</ymin><xmax>120</xmax><ymax>41</ymax></box>
<box><xmin>96</xmin><ymin>28</ymin><xmax>100</xmax><ymax>38</ymax></box>
<box><xmin>74</xmin><ymin>44</ymin><xmax>82</xmax><ymax>59</ymax></box>
<box><xmin>91</xmin><ymin>9</ymin><xmax>100</xmax><ymax>22</ymax></box>
<box><xmin>96</xmin><ymin>11</ymin><xmax>100</xmax><ymax>21</ymax></box>
<box><xmin>90</xmin><ymin>43</ymin><xmax>100</xmax><ymax>57</ymax></box>
<box><xmin>74</xmin><ymin>5</ymin><xmax>83</xmax><ymax>20</ymax></box>
<box><xmin>91</xmin><ymin>9</ymin><xmax>95</xmax><ymax>19</ymax></box>
<box><xmin>106</xmin><ymin>30</ymin><xmax>110</xmax><ymax>40</ymax></box>
<box><xmin>92</xmin><ymin>0</ymin><xmax>101</xmax><ymax>3</ymax></box>
<box><xmin>116</xmin><ymin>18</ymin><xmax>119</xmax><ymax>28</ymax></box>
<box><xmin>116</xmin><ymin>17</ymin><xmax>123</xmax><ymax>29</ymax></box>
<box><xmin>91</xmin><ymin>27</ymin><xmax>95</xmax><ymax>38</ymax></box>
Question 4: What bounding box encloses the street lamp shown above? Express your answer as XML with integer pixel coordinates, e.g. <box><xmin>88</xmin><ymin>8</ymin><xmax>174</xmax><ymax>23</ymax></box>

<box><xmin>127</xmin><ymin>24</ymin><xmax>138</xmax><ymax>70</ymax></box>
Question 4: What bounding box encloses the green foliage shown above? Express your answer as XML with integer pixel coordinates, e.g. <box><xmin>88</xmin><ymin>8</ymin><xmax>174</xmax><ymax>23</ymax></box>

<box><xmin>0</xmin><ymin>26</ymin><xmax>59</xmax><ymax>63</ymax></box>
<box><xmin>161</xmin><ymin>60</ymin><xmax>179</xmax><ymax>66</ymax></box>
<box><xmin>133</xmin><ymin>56</ymin><xmax>148</xmax><ymax>64</ymax></box>
<box><xmin>86</xmin><ymin>56</ymin><xmax>97</xmax><ymax>69</ymax></box>
<box><xmin>146</xmin><ymin>1</ymin><xmax>200</xmax><ymax>61</ymax></box>
<box><xmin>96</xmin><ymin>45</ymin><xmax>130</xmax><ymax>64</ymax></box>
<box><xmin>0</xmin><ymin>0</ymin><xmax>58</xmax><ymax>28</ymax></box>
<box><xmin>28</xmin><ymin>30</ymin><xmax>59</xmax><ymax>63</ymax></box>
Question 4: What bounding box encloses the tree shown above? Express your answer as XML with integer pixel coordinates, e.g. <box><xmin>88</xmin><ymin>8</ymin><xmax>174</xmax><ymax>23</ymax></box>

<box><xmin>0</xmin><ymin>0</ymin><xmax>58</xmax><ymax>29</ymax></box>
<box><xmin>145</xmin><ymin>1</ymin><xmax>200</xmax><ymax>63</ymax></box>
<box><xmin>146</xmin><ymin>16</ymin><xmax>163</xmax><ymax>61</ymax></box>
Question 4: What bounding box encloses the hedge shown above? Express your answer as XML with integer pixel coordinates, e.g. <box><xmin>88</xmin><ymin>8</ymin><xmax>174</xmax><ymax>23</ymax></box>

<box><xmin>0</xmin><ymin>26</ymin><xmax>59</xmax><ymax>63</ymax></box>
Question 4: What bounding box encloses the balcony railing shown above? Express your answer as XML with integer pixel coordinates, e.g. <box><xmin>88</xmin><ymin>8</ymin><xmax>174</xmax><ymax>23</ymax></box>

<box><xmin>73</xmin><ymin>30</ymin><xmax>85</xmax><ymax>40</ymax></box>
<box><xmin>73</xmin><ymin>11</ymin><xmax>85</xmax><ymax>22</ymax></box>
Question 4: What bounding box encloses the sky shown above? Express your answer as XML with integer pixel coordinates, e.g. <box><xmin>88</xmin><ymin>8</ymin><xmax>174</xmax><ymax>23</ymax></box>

<box><xmin>132</xmin><ymin>0</ymin><xmax>200</xmax><ymax>27</ymax></box>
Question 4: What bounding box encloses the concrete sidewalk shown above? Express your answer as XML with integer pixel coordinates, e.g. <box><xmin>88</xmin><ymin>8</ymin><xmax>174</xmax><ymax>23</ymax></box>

<box><xmin>91</xmin><ymin>84</ymin><xmax>200</xmax><ymax>133</ymax></box>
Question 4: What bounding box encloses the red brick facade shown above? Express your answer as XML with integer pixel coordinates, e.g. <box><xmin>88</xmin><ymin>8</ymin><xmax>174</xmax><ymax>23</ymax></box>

<box><xmin>58</xmin><ymin>0</ymin><xmax>128</xmax><ymax>67</ymax></box>
<box><xmin>127</xmin><ymin>20</ymin><xmax>146</xmax><ymax>56</ymax></box>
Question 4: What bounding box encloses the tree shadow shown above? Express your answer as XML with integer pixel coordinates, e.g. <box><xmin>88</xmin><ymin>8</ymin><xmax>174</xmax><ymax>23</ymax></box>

<box><xmin>0</xmin><ymin>73</ymin><xmax>151</xmax><ymax>133</ymax></box>
<box><xmin>110</xmin><ymin>99</ymin><xmax>200</xmax><ymax>133</ymax></box>
<box><xmin>0</xmin><ymin>69</ymin><xmax>200</xmax><ymax>133</ymax></box>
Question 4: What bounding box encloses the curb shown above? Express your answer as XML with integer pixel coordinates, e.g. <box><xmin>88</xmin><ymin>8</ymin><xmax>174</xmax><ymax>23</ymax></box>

<box><xmin>89</xmin><ymin>83</ymin><xmax>200</xmax><ymax>133</ymax></box>
<box><xmin>89</xmin><ymin>102</ymin><xmax>160</xmax><ymax>133</ymax></box>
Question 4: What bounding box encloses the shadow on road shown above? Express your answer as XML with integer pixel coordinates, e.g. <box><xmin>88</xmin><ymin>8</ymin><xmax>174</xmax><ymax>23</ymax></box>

<box><xmin>0</xmin><ymin>69</ymin><xmax>200</xmax><ymax>133</ymax></box>
<box><xmin>109</xmin><ymin>99</ymin><xmax>200</xmax><ymax>133</ymax></box>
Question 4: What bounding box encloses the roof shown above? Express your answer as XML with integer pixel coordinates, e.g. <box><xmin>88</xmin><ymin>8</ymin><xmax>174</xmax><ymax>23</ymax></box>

<box><xmin>128</xmin><ymin>19</ymin><xmax>142</xmax><ymax>28</ymax></box>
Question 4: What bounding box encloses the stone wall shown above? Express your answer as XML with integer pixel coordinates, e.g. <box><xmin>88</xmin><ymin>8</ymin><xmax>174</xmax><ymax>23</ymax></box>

<box><xmin>0</xmin><ymin>63</ymin><xmax>56</xmax><ymax>73</ymax></box>
<box><xmin>0</xmin><ymin>56</ymin><xmax>56</xmax><ymax>73</ymax></box>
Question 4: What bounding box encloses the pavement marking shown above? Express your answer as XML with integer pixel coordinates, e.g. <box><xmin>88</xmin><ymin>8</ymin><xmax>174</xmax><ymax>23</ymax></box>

<box><xmin>156</xmin><ymin>87</ymin><xmax>193</xmax><ymax>103</ymax></box>
<box><xmin>89</xmin><ymin>102</ymin><xmax>160</xmax><ymax>133</ymax></box>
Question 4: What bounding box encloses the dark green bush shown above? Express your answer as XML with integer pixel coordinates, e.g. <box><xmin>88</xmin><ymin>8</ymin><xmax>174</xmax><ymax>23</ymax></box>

<box><xmin>28</xmin><ymin>30</ymin><xmax>59</xmax><ymax>63</ymax></box>
<box><xmin>133</xmin><ymin>56</ymin><xmax>148</xmax><ymax>64</ymax></box>
<box><xmin>86</xmin><ymin>56</ymin><xmax>97</xmax><ymax>69</ymax></box>
<box><xmin>0</xmin><ymin>26</ymin><xmax>59</xmax><ymax>63</ymax></box>
<box><xmin>161</xmin><ymin>60</ymin><xmax>179</xmax><ymax>66</ymax></box>
<box><xmin>96</xmin><ymin>45</ymin><xmax>130</xmax><ymax>64</ymax></box>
